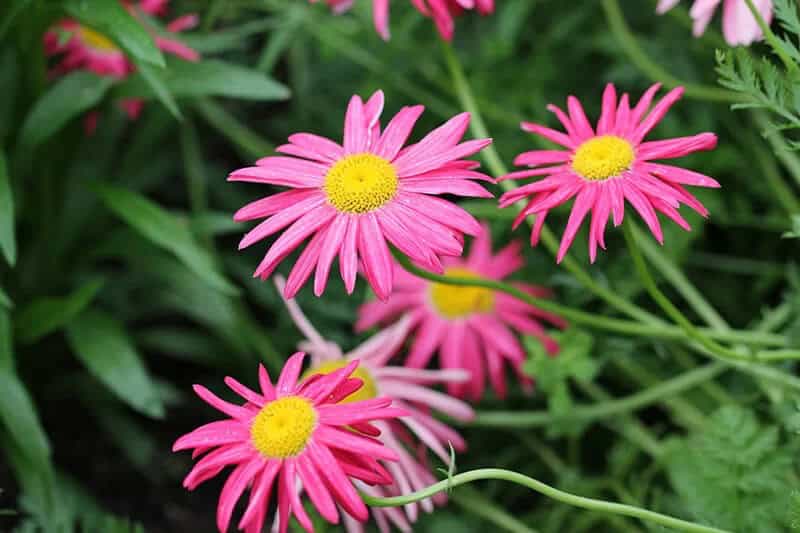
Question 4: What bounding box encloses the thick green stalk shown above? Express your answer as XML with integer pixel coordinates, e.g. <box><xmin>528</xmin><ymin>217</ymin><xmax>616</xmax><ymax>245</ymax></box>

<box><xmin>393</xmin><ymin>253</ymin><xmax>789</xmax><ymax>349</ymax></box>
<box><xmin>471</xmin><ymin>362</ymin><xmax>725</xmax><ymax>428</ymax></box>
<box><xmin>362</xmin><ymin>468</ymin><xmax>731</xmax><ymax>533</ymax></box>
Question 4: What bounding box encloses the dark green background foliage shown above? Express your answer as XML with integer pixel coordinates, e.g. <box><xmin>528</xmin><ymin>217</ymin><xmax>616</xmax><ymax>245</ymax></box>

<box><xmin>0</xmin><ymin>0</ymin><xmax>799</xmax><ymax>531</ymax></box>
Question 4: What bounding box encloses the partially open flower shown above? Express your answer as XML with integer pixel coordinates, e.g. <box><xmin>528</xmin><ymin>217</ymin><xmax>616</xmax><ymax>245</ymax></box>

<box><xmin>656</xmin><ymin>0</ymin><xmax>773</xmax><ymax>46</ymax></box>
<box><xmin>173</xmin><ymin>352</ymin><xmax>408</xmax><ymax>533</ymax></box>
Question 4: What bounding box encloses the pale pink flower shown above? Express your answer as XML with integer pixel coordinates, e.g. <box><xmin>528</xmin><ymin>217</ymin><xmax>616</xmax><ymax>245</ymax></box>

<box><xmin>44</xmin><ymin>0</ymin><xmax>199</xmax><ymax>130</ymax></box>
<box><xmin>499</xmin><ymin>83</ymin><xmax>720</xmax><ymax>263</ymax></box>
<box><xmin>356</xmin><ymin>224</ymin><xmax>567</xmax><ymax>401</ymax></box>
<box><xmin>275</xmin><ymin>276</ymin><xmax>474</xmax><ymax>532</ymax></box>
<box><xmin>173</xmin><ymin>352</ymin><xmax>408</xmax><ymax>533</ymax></box>
<box><xmin>657</xmin><ymin>0</ymin><xmax>773</xmax><ymax>46</ymax></box>
<box><xmin>230</xmin><ymin>90</ymin><xmax>493</xmax><ymax>300</ymax></box>
<box><xmin>312</xmin><ymin>0</ymin><xmax>494</xmax><ymax>41</ymax></box>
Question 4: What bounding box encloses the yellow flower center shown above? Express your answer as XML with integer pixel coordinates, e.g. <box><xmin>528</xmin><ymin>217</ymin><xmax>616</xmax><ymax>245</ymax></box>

<box><xmin>304</xmin><ymin>361</ymin><xmax>378</xmax><ymax>404</ymax></box>
<box><xmin>78</xmin><ymin>27</ymin><xmax>119</xmax><ymax>52</ymax></box>
<box><xmin>250</xmin><ymin>396</ymin><xmax>316</xmax><ymax>458</ymax></box>
<box><xmin>429</xmin><ymin>267</ymin><xmax>494</xmax><ymax>319</ymax></box>
<box><xmin>324</xmin><ymin>153</ymin><xmax>399</xmax><ymax>213</ymax></box>
<box><xmin>572</xmin><ymin>135</ymin><xmax>634</xmax><ymax>181</ymax></box>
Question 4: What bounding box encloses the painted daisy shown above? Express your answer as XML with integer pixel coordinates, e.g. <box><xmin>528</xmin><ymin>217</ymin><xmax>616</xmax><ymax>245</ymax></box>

<box><xmin>499</xmin><ymin>83</ymin><xmax>719</xmax><ymax>263</ymax></box>
<box><xmin>173</xmin><ymin>352</ymin><xmax>408</xmax><ymax>533</ymax></box>
<box><xmin>275</xmin><ymin>276</ymin><xmax>474</xmax><ymax>532</ymax></box>
<box><xmin>313</xmin><ymin>0</ymin><xmax>494</xmax><ymax>41</ymax></box>
<box><xmin>356</xmin><ymin>224</ymin><xmax>567</xmax><ymax>400</ymax></box>
<box><xmin>230</xmin><ymin>90</ymin><xmax>493</xmax><ymax>300</ymax></box>
<box><xmin>44</xmin><ymin>0</ymin><xmax>199</xmax><ymax>130</ymax></box>
<box><xmin>656</xmin><ymin>0</ymin><xmax>773</xmax><ymax>46</ymax></box>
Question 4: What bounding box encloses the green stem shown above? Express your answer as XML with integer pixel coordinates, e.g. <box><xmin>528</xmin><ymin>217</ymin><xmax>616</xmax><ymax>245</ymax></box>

<box><xmin>362</xmin><ymin>468</ymin><xmax>731</xmax><ymax>533</ymax></box>
<box><xmin>441</xmin><ymin>42</ymin><xmax>660</xmax><ymax>324</ymax></box>
<box><xmin>743</xmin><ymin>0</ymin><xmax>797</xmax><ymax>73</ymax></box>
<box><xmin>393</xmin><ymin>252</ymin><xmax>788</xmax><ymax>349</ymax></box>
<box><xmin>601</xmin><ymin>0</ymin><xmax>740</xmax><ymax>103</ymax></box>
<box><xmin>621</xmin><ymin>223</ymin><xmax>753</xmax><ymax>362</ymax></box>
<box><xmin>472</xmin><ymin>362</ymin><xmax>724</xmax><ymax>428</ymax></box>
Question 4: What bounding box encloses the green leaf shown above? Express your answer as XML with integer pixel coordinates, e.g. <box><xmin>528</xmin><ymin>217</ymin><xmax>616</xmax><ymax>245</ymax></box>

<box><xmin>0</xmin><ymin>284</ymin><xmax>11</xmax><ymax>310</ymax></box>
<box><xmin>93</xmin><ymin>184</ymin><xmax>238</xmax><ymax>295</ymax></box>
<box><xmin>116</xmin><ymin>59</ymin><xmax>290</xmax><ymax>101</ymax></box>
<box><xmin>666</xmin><ymin>406</ymin><xmax>796</xmax><ymax>533</ymax></box>
<box><xmin>17</xmin><ymin>72</ymin><xmax>114</xmax><ymax>151</ymax></box>
<box><xmin>63</xmin><ymin>0</ymin><xmax>164</xmax><ymax>67</ymax></box>
<box><xmin>65</xmin><ymin>310</ymin><xmax>164</xmax><ymax>418</ymax></box>
<box><xmin>0</xmin><ymin>0</ymin><xmax>33</xmax><ymax>40</ymax></box>
<box><xmin>15</xmin><ymin>278</ymin><xmax>105</xmax><ymax>344</ymax></box>
<box><xmin>783</xmin><ymin>214</ymin><xmax>800</xmax><ymax>239</ymax></box>
<box><xmin>0</xmin><ymin>150</ymin><xmax>13</xmax><ymax>265</ymax></box>
<box><xmin>136</xmin><ymin>60</ymin><xmax>182</xmax><ymax>119</ymax></box>
<box><xmin>0</xmin><ymin>307</ymin><xmax>13</xmax><ymax>371</ymax></box>
<box><xmin>0</xmin><ymin>47</ymin><xmax>19</xmax><ymax>143</ymax></box>
<box><xmin>0</xmin><ymin>370</ymin><xmax>52</xmax><ymax>475</ymax></box>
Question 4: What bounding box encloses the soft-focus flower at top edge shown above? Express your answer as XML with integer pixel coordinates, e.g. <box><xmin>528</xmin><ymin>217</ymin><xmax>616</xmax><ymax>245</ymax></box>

<box><xmin>173</xmin><ymin>352</ymin><xmax>409</xmax><ymax>533</ymax></box>
<box><xmin>229</xmin><ymin>90</ymin><xmax>494</xmax><ymax>301</ymax></box>
<box><xmin>312</xmin><ymin>0</ymin><xmax>494</xmax><ymax>41</ymax></box>
<box><xmin>274</xmin><ymin>276</ymin><xmax>474</xmax><ymax>532</ymax></box>
<box><xmin>498</xmin><ymin>83</ymin><xmax>720</xmax><ymax>263</ymax></box>
<box><xmin>44</xmin><ymin>0</ymin><xmax>199</xmax><ymax>129</ymax></box>
<box><xmin>656</xmin><ymin>0</ymin><xmax>773</xmax><ymax>46</ymax></box>
<box><xmin>356</xmin><ymin>223</ymin><xmax>567</xmax><ymax>401</ymax></box>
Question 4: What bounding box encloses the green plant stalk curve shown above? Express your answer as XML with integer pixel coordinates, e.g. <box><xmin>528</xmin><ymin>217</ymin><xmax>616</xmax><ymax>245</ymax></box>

<box><xmin>361</xmin><ymin>468</ymin><xmax>732</xmax><ymax>533</ymax></box>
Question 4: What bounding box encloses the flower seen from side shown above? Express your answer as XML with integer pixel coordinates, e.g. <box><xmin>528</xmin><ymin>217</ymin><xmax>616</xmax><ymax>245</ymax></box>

<box><xmin>499</xmin><ymin>83</ymin><xmax>720</xmax><ymax>263</ymax></box>
<box><xmin>276</xmin><ymin>276</ymin><xmax>474</xmax><ymax>532</ymax></box>
<box><xmin>656</xmin><ymin>0</ymin><xmax>773</xmax><ymax>46</ymax></box>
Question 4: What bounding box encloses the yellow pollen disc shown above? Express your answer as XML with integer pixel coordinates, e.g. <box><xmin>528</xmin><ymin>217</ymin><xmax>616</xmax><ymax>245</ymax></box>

<box><xmin>430</xmin><ymin>267</ymin><xmax>495</xmax><ymax>319</ymax></box>
<box><xmin>572</xmin><ymin>135</ymin><xmax>635</xmax><ymax>181</ymax></box>
<box><xmin>304</xmin><ymin>361</ymin><xmax>378</xmax><ymax>404</ymax></box>
<box><xmin>78</xmin><ymin>27</ymin><xmax>119</xmax><ymax>52</ymax></box>
<box><xmin>324</xmin><ymin>153</ymin><xmax>399</xmax><ymax>214</ymax></box>
<box><xmin>250</xmin><ymin>396</ymin><xmax>316</xmax><ymax>458</ymax></box>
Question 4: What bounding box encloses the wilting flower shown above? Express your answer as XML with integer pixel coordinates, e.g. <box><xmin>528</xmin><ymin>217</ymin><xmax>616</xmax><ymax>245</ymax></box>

<box><xmin>499</xmin><ymin>83</ymin><xmax>719</xmax><ymax>263</ymax></box>
<box><xmin>357</xmin><ymin>224</ymin><xmax>566</xmax><ymax>400</ymax></box>
<box><xmin>230</xmin><ymin>90</ymin><xmax>493</xmax><ymax>300</ymax></box>
<box><xmin>656</xmin><ymin>0</ymin><xmax>773</xmax><ymax>46</ymax></box>
<box><xmin>313</xmin><ymin>0</ymin><xmax>494</xmax><ymax>41</ymax></box>
<box><xmin>275</xmin><ymin>276</ymin><xmax>474</xmax><ymax>532</ymax></box>
<box><xmin>44</xmin><ymin>0</ymin><xmax>199</xmax><ymax>130</ymax></box>
<box><xmin>174</xmin><ymin>352</ymin><xmax>408</xmax><ymax>533</ymax></box>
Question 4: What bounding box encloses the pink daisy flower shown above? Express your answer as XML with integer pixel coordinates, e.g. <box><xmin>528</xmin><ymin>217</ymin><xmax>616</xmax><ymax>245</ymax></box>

<box><xmin>356</xmin><ymin>224</ymin><xmax>567</xmax><ymax>401</ymax></box>
<box><xmin>229</xmin><ymin>90</ymin><xmax>493</xmax><ymax>300</ymax></box>
<box><xmin>656</xmin><ymin>0</ymin><xmax>773</xmax><ymax>46</ymax></box>
<box><xmin>312</xmin><ymin>0</ymin><xmax>494</xmax><ymax>41</ymax></box>
<box><xmin>498</xmin><ymin>83</ymin><xmax>720</xmax><ymax>263</ymax></box>
<box><xmin>44</xmin><ymin>0</ymin><xmax>199</xmax><ymax>130</ymax></box>
<box><xmin>275</xmin><ymin>276</ymin><xmax>474</xmax><ymax>532</ymax></box>
<box><xmin>173</xmin><ymin>352</ymin><xmax>408</xmax><ymax>533</ymax></box>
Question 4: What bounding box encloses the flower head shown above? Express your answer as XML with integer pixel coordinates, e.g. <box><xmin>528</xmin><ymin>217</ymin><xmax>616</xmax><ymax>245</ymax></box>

<box><xmin>357</xmin><ymin>224</ymin><xmax>567</xmax><ymax>400</ymax></box>
<box><xmin>44</xmin><ymin>0</ymin><xmax>199</xmax><ymax>130</ymax></box>
<box><xmin>173</xmin><ymin>352</ymin><xmax>408</xmax><ymax>533</ymax></box>
<box><xmin>230</xmin><ymin>90</ymin><xmax>493</xmax><ymax>300</ymax></box>
<box><xmin>657</xmin><ymin>0</ymin><xmax>773</xmax><ymax>46</ymax></box>
<box><xmin>499</xmin><ymin>83</ymin><xmax>719</xmax><ymax>263</ymax></box>
<box><xmin>276</xmin><ymin>276</ymin><xmax>474</xmax><ymax>531</ymax></box>
<box><xmin>313</xmin><ymin>0</ymin><xmax>494</xmax><ymax>41</ymax></box>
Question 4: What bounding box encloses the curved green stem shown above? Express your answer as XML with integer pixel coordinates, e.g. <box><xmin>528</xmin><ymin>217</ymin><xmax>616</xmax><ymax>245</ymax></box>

<box><xmin>601</xmin><ymin>0</ymin><xmax>740</xmax><ymax>103</ymax></box>
<box><xmin>362</xmin><ymin>468</ymin><xmax>731</xmax><ymax>533</ymax></box>
<box><xmin>621</xmin><ymin>223</ymin><xmax>753</xmax><ymax>362</ymax></box>
<box><xmin>441</xmin><ymin>42</ymin><xmax>659</xmax><ymax>324</ymax></box>
<box><xmin>393</xmin><ymin>252</ymin><xmax>788</xmax><ymax>349</ymax></box>
<box><xmin>743</xmin><ymin>0</ymin><xmax>797</xmax><ymax>73</ymax></box>
<box><xmin>471</xmin><ymin>361</ymin><xmax>726</xmax><ymax>427</ymax></box>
